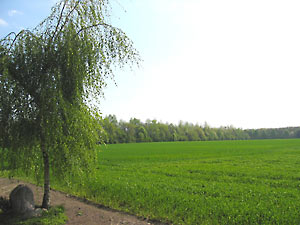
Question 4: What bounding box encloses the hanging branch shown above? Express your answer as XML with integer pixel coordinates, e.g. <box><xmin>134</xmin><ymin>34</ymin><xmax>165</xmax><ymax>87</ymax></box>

<box><xmin>76</xmin><ymin>22</ymin><xmax>113</xmax><ymax>35</ymax></box>
<box><xmin>53</xmin><ymin>0</ymin><xmax>81</xmax><ymax>41</ymax></box>
<box><xmin>50</xmin><ymin>0</ymin><xmax>68</xmax><ymax>41</ymax></box>
<box><xmin>1</xmin><ymin>30</ymin><xmax>34</xmax><ymax>53</ymax></box>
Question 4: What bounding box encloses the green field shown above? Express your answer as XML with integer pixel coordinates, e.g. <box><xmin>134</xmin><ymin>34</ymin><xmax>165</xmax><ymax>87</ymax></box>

<box><xmin>4</xmin><ymin>139</ymin><xmax>300</xmax><ymax>224</ymax></box>
<box><xmin>75</xmin><ymin>139</ymin><xmax>300</xmax><ymax>224</ymax></box>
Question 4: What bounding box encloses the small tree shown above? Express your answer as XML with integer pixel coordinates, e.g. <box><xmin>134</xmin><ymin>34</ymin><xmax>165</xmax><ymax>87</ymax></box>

<box><xmin>0</xmin><ymin>0</ymin><xmax>139</xmax><ymax>209</ymax></box>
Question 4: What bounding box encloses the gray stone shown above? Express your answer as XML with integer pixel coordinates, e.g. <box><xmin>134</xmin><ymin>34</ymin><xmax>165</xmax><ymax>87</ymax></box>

<box><xmin>9</xmin><ymin>184</ymin><xmax>36</xmax><ymax>218</ymax></box>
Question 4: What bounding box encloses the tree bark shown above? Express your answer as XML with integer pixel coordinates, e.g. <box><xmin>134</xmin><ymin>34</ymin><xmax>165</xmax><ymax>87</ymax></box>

<box><xmin>41</xmin><ymin>136</ymin><xmax>50</xmax><ymax>209</ymax></box>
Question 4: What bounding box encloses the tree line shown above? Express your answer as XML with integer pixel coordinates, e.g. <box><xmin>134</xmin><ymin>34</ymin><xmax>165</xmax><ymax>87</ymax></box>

<box><xmin>99</xmin><ymin>115</ymin><xmax>300</xmax><ymax>144</ymax></box>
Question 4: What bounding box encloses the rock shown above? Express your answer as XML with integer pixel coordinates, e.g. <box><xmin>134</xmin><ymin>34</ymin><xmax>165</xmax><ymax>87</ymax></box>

<box><xmin>9</xmin><ymin>184</ymin><xmax>36</xmax><ymax>218</ymax></box>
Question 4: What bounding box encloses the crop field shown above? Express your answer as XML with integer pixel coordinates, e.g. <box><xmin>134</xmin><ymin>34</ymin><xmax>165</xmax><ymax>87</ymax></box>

<box><xmin>75</xmin><ymin>139</ymin><xmax>300</xmax><ymax>224</ymax></box>
<box><xmin>3</xmin><ymin>139</ymin><xmax>300</xmax><ymax>224</ymax></box>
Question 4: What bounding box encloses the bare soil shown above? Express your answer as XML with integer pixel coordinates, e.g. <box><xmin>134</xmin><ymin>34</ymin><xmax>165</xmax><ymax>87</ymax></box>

<box><xmin>0</xmin><ymin>178</ymin><xmax>157</xmax><ymax>225</ymax></box>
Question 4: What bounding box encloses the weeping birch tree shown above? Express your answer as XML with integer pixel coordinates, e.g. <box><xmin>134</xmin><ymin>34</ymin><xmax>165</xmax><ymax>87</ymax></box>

<box><xmin>0</xmin><ymin>0</ymin><xmax>139</xmax><ymax>209</ymax></box>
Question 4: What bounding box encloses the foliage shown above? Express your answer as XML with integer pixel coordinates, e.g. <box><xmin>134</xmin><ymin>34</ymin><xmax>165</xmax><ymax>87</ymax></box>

<box><xmin>100</xmin><ymin>115</ymin><xmax>300</xmax><ymax>144</ymax></box>
<box><xmin>245</xmin><ymin>127</ymin><xmax>300</xmax><ymax>139</ymax></box>
<box><xmin>99</xmin><ymin>115</ymin><xmax>250</xmax><ymax>143</ymax></box>
<box><xmin>0</xmin><ymin>205</ymin><xmax>67</xmax><ymax>225</ymax></box>
<box><xmin>0</xmin><ymin>0</ymin><xmax>139</xmax><ymax>207</ymax></box>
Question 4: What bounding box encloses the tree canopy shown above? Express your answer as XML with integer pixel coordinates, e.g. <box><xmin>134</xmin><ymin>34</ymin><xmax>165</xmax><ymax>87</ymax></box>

<box><xmin>0</xmin><ymin>0</ymin><xmax>140</xmax><ymax>209</ymax></box>
<box><xmin>99</xmin><ymin>115</ymin><xmax>300</xmax><ymax>144</ymax></box>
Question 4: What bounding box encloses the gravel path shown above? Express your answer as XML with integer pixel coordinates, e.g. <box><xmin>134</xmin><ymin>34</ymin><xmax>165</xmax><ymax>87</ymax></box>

<box><xmin>0</xmin><ymin>178</ymin><xmax>155</xmax><ymax>225</ymax></box>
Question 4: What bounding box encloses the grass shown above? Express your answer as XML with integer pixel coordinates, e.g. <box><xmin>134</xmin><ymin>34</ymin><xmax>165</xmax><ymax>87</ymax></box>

<box><xmin>0</xmin><ymin>205</ymin><xmax>67</xmax><ymax>225</ymax></box>
<box><xmin>86</xmin><ymin>139</ymin><xmax>300</xmax><ymax>224</ymax></box>
<box><xmin>3</xmin><ymin>139</ymin><xmax>300</xmax><ymax>224</ymax></box>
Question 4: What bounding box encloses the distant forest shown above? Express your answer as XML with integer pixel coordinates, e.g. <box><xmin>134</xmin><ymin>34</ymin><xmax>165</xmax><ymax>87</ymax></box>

<box><xmin>99</xmin><ymin>115</ymin><xmax>300</xmax><ymax>144</ymax></box>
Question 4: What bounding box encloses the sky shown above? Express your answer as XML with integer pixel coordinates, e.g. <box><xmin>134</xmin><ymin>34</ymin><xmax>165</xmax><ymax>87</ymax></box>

<box><xmin>1</xmin><ymin>0</ymin><xmax>300</xmax><ymax>129</ymax></box>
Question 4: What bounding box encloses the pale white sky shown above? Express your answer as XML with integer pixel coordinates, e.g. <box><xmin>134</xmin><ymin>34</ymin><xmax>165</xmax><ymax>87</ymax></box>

<box><xmin>1</xmin><ymin>0</ymin><xmax>300</xmax><ymax>129</ymax></box>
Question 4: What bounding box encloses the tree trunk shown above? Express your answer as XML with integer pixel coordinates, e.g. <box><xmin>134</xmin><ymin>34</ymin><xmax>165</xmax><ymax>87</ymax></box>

<box><xmin>41</xmin><ymin>137</ymin><xmax>50</xmax><ymax>209</ymax></box>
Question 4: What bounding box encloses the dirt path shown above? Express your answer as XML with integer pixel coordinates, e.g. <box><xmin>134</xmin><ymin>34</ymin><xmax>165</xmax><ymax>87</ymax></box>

<box><xmin>0</xmin><ymin>178</ymin><xmax>156</xmax><ymax>225</ymax></box>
